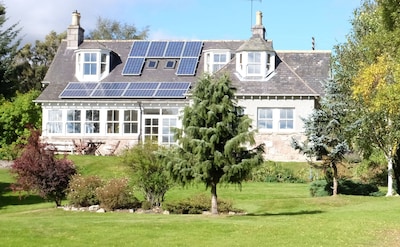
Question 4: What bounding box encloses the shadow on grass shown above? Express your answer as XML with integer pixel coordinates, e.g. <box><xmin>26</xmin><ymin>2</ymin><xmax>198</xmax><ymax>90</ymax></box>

<box><xmin>0</xmin><ymin>182</ymin><xmax>45</xmax><ymax>209</ymax></box>
<box><xmin>245</xmin><ymin>210</ymin><xmax>324</xmax><ymax>216</ymax></box>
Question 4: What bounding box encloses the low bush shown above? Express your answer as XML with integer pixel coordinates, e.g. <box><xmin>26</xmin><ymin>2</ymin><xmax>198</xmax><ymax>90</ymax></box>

<box><xmin>67</xmin><ymin>174</ymin><xmax>104</xmax><ymax>207</ymax></box>
<box><xmin>251</xmin><ymin>162</ymin><xmax>305</xmax><ymax>183</ymax></box>
<box><xmin>95</xmin><ymin>178</ymin><xmax>140</xmax><ymax>211</ymax></box>
<box><xmin>163</xmin><ymin>193</ymin><xmax>242</xmax><ymax>214</ymax></box>
<box><xmin>309</xmin><ymin>179</ymin><xmax>379</xmax><ymax>197</ymax></box>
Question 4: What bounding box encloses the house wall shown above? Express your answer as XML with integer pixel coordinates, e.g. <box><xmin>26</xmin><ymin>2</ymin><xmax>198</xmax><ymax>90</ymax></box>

<box><xmin>40</xmin><ymin>97</ymin><xmax>313</xmax><ymax>161</ymax></box>
<box><xmin>238</xmin><ymin>96</ymin><xmax>315</xmax><ymax>161</ymax></box>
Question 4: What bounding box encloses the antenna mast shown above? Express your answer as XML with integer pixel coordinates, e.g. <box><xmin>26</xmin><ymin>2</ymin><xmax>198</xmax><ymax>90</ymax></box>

<box><xmin>248</xmin><ymin>0</ymin><xmax>262</xmax><ymax>28</ymax></box>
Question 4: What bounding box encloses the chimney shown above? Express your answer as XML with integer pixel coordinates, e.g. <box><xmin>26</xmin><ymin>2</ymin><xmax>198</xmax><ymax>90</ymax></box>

<box><xmin>251</xmin><ymin>11</ymin><xmax>266</xmax><ymax>40</ymax></box>
<box><xmin>67</xmin><ymin>10</ymin><xmax>84</xmax><ymax>49</ymax></box>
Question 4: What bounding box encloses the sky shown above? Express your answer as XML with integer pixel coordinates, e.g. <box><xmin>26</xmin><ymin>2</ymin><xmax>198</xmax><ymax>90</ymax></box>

<box><xmin>3</xmin><ymin>0</ymin><xmax>362</xmax><ymax>51</ymax></box>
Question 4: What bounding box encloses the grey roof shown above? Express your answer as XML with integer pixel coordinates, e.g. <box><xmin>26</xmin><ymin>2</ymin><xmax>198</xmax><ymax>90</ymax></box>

<box><xmin>36</xmin><ymin>38</ymin><xmax>331</xmax><ymax>102</ymax></box>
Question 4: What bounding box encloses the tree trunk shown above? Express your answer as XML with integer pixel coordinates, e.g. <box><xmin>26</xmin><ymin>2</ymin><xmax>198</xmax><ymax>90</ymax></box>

<box><xmin>386</xmin><ymin>156</ymin><xmax>394</xmax><ymax>196</ymax></box>
<box><xmin>211</xmin><ymin>183</ymin><xmax>218</xmax><ymax>215</ymax></box>
<box><xmin>332</xmin><ymin>163</ymin><xmax>338</xmax><ymax>196</ymax></box>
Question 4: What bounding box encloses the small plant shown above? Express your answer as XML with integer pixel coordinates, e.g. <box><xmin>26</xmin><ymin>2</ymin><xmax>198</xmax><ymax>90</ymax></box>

<box><xmin>310</xmin><ymin>179</ymin><xmax>380</xmax><ymax>197</ymax></box>
<box><xmin>95</xmin><ymin>178</ymin><xmax>139</xmax><ymax>211</ymax></box>
<box><xmin>163</xmin><ymin>194</ymin><xmax>242</xmax><ymax>214</ymax></box>
<box><xmin>251</xmin><ymin>162</ymin><xmax>305</xmax><ymax>183</ymax></box>
<box><xmin>67</xmin><ymin>174</ymin><xmax>104</xmax><ymax>207</ymax></box>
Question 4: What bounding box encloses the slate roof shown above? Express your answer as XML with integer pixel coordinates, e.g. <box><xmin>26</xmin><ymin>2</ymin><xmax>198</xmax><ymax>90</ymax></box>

<box><xmin>35</xmin><ymin>38</ymin><xmax>331</xmax><ymax>102</ymax></box>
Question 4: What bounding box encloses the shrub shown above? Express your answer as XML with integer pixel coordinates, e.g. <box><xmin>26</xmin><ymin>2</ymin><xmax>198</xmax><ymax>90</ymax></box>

<box><xmin>67</xmin><ymin>175</ymin><xmax>104</xmax><ymax>207</ymax></box>
<box><xmin>163</xmin><ymin>194</ymin><xmax>242</xmax><ymax>214</ymax></box>
<box><xmin>11</xmin><ymin>129</ymin><xmax>76</xmax><ymax>206</ymax></box>
<box><xmin>95</xmin><ymin>178</ymin><xmax>139</xmax><ymax>211</ymax></box>
<box><xmin>309</xmin><ymin>180</ymin><xmax>331</xmax><ymax>197</ymax></box>
<box><xmin>122</xmin><ymin>141</ymin><xmax>171</xmax><ymax>207</ymax></box>
<box><xmin>310</xmin><ymin>179</ymin><xmax>379</xmax><ymax>197</ymax></box>
<box><xmin>251</xmin><ymin>162</ymin><xmax>305</xmax><ymax>183</ymax></box>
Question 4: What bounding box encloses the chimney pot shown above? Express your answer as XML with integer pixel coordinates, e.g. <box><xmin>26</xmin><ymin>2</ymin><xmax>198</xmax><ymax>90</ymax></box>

<box><xmin>71</xmin><ymin>11</ymin><xmax>80</xmax><ymax>26</ymax></box>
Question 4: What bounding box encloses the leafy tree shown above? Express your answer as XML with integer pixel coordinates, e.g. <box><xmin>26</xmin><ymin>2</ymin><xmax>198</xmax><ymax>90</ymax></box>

<box><xmin>11</xmin><ymin>129</ymin><xmax>77</xmax><ymax>206</ymax></box>
<box><xmin>333</xmin><ymin>0</ymin><xmax>400</xmax><ymax>195</ymax></box>
<box><xmin>122</xmin><ymin>141</ymin><xmax>171</xmax><ymax>207</ymax></box>
<box><xmin>14</xmin><ymin>31</ymin><xmax>66</xmax><ymax>93</ymax></box>
<box><xmin>87</xmin><ymin>16</ymin><xmax>148</xmax><ymax>40</ymax></box>
<box><xmin>164</xmin><ymin>74</ymin><xmax>264</xmax><ymax>214</ymax></box>
<box><xmin>292</xmin><ymin>79</ymin><xmax>352</xmax><ymax>196</ymax></box>
<box><xmin>0</xmin><ymin>4</ymin><xmax>21</xmax><ymax>99</ymax></box>
<box><xmin>0</xmin><ymin>90</ymin><xmax>42</xmax><ymax>159</ymax></box>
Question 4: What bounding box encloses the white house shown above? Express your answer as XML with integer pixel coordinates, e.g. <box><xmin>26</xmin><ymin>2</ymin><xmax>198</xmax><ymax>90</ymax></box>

<box><xmin>35</xmin><ymin>11</ymin><xmax>331</xmax><ymax>161</ymax></box>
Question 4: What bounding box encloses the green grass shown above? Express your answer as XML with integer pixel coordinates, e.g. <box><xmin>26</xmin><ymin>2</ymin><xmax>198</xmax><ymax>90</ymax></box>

<box><xmin>1</xmin><ymin>157</ymin><xmax>400</xmax><ymax>246</ymax></box>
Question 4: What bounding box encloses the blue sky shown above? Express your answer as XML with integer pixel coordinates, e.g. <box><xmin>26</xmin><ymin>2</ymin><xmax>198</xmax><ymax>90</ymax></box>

<box><xmin>4</xmin><ymin>0</ymin><xmax>361</xmax><ymax>50</ymax></box>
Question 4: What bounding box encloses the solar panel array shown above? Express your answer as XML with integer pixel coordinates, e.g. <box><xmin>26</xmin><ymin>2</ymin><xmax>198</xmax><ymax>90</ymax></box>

<box><xmin>60</xmin><ymin>82</ymin><xmax>191</xmax><ymax>99</ymax></box>
<box><xmin>122</xmin><ymin>41</ymin><xmax>203</xmax><ymax>76</ymax></box>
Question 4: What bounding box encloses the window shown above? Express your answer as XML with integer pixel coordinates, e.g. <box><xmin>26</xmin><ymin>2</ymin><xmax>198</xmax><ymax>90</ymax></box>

<box><xmin>165</xmin><ymin>60</ymin><xmax>176</xmax><ymax>69</ymax></box>
<box><xmin>144</xmin><ymin>118</ymin><xmax>158</xmax><ymax>141</ymax></box>
<box><xmin>124</xmin><ymin>110</ymin><xmax>138</xmax><ymax>134</ymax></box>
<box><xmin>67</xmin><ymin>110</ymin><xmax>81</xmax><ymax>133</ymax></box>
<box><xmin>258</xmin><ymin>108</ymin><xmax>273</xmax><ymax>129</ymax></box>
<box><xmin>162</xmin><ymin>118</ymin><xmax>177</xmax><ymax>144</ymax></box>
<box><xmin>279</xmin><ymin>109</ymin><xmax>294</xmax><ymax>129</ymax></box>
<box><xmin>247</xmin><ymin>52</ymin><xmax>261</xmax><ymax>74</ymax></box>
<box><xmin>84</xmin><ymin>53</ymin><xmax>97</xmax><ymax>75</ymax></box>
<box><xmin>204</xmin><ymin>51</ymin><xmax>230</xmax><ymax>73</ymax></box>
<box><xmin>147</xmin><ymin>60</ymin><xmax>158</xmax><ymax>69</ymax></box>
<box><xmin>85</xmin><ymin>110</ymin><xmax>100</xmax><ymax>133</ymax></box>
<box><xmin>107</xmin><ymin>110</ymin><xmax>119</xmax><ymax>134</ymax></box>
<box><xmin>75</xmin><ymin>49</ymin><xmax>110</xmax><ymax>81</ymax></box>
<box><xmin>48</xmin><ymin>110</ymin><xmax>63</xmax><ymax>133</ymax></box>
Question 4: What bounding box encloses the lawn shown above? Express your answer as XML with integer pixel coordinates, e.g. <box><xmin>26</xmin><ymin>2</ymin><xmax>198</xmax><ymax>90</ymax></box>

<box><xmin>1</xmin><ymin>156</ymin><xmax>400</xmax><ymax>246</ymax></box>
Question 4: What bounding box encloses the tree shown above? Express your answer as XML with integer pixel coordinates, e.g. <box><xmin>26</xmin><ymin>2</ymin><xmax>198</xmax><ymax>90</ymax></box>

<box><xmin>11</xmin><ymin>129</ymin><xmax>77</xmax><ymax>206</ymax></box>
<box><xmin>14</xmin><ymin>31</ymin><xmax>66</xmax><ymax>93</ymax></box>
<box><xmin>0</xmin><ymin>90</ymin><xmax>42</xmax><ymax>159</ymax></box>
<box><xmin>164</xmin><ymin>74</ymin><xmax>264</xmax><ymax>214</ymax></box>
<box><xmin>87</xmin><ymin>17</ymin><xmax>148</xmax><ymax>40</ymax></box>
<box><xmin>333</xmin><ymin>0</ymin><xmax>400</xmax><ymax>196</ymax></box>
<box><xmin>0</xmin><ymin>4</ymin><xmax>21</xmax><ymax>99</ymax></box>
<box><xmin>292</xmin><ymin>79</ymin><xmax>352</xmax><ymax>196</ymax></box>
<box><xmin>122</xmin><ymin>141</ymin><xmax>171</xmax><ymax>207</ymax></box>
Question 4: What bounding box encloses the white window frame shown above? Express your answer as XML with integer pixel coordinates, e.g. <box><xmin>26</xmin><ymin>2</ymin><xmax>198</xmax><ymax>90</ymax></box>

<box><xmin>279</xmin><ymin>108</ymin><xmax>294</xmax><ymax>130</ymax></box>
<box><xmin>123</xmin><ymin>110</ymin><xmax>139</xmax><ymax>134</ymax></box>
<box><xmin>257</xmin><ymin>108</ymin><xmax>273</xmax><ymax>129</ymax></box>
<box><xmin>66</xmin><ymin>110</ymin><xmax>81</xmax><ymax>134</ymax></box>
<box><xmin>257</xmin><ymin>108</ymin><xmax>294</xmax><ymax>131</ymax></box>
<box><xmin>204</xmin><ymin>50</ymin><xmax>231</xmax><ymax>74</ymax></box>
<box><xmin>107</xmin><ymin>110</ymin><xmax>120</xmax><ymax>134</ymax></box>
<box><xmin>47</xmin><ymin>109</ymin><xmax>63</xmax><ymax>134</ymax></box>
<box><xmin>75</xmin><ymin>49</ymin><xmax>110</xmax><ymax>81</ymax></box>
<box><xmin>85</xmin><ymin>110</ymin><xmax>100</xmax><ymax>134</ymax></box>
<box><xmin>247</xmin><ymin>52</ymin><xmax>261</xmax><ymax>75</ymax></box>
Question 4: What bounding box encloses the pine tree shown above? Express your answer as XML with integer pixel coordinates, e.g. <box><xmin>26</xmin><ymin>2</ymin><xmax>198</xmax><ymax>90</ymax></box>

<box><xmin>0</xmin><ymin>4</ymin><xmax>21</xmax><ymax>99</ymax></box>
<box><xmin>165</xmin><ymin>74</ymin><xmax>264</xmax><ymax>214</ymax></box>
<box><xmin>292</xmin><ymin>79</ymin><xmax>353</xmax><ymax>195</ymax></box>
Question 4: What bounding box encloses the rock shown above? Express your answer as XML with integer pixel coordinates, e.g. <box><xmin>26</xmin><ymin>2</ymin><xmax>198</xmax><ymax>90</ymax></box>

<box><xmin>88</xmin><ymin>205</ymin><xmax>100</xmax><ymax>211</ymax></box>
<box><xmin>96</xmin><ymin>208</ymin><xmax>106</xmax><ymax>213</ymax></box>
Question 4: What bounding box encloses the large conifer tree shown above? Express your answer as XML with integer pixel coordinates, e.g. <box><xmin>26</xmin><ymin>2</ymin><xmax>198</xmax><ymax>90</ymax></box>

<box><xmin>166</xmin><ymin>74</ymin><xmax>264</xmax><ymax>214</ymax></box>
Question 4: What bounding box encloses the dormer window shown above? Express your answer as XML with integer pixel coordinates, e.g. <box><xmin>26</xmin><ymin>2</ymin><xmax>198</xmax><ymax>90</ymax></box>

<box><xmin>235</xmin><ymin>50</ymin><xmax>275</xmax><ymax>80</ymax></box>
<box><xmin>204</xmin><ymin>50</ymin><xmax>231</xmax><ymax>74</ymax></box>
<box><xmin>75</xmin><ymin>49</ymin><xmax>110</xmax><ymax>81</ymax></box>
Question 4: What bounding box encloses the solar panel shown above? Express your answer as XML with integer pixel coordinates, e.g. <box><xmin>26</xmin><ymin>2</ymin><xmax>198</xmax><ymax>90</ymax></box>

<box><xmin>59</xmin><ymin>82</ymin><xmax>98</xmax><ymax>98</ymax></box>
<box><xmin>182</xmin><ymin>41</ymin><xmax>203</xmax><ymax>57</ymax></box>
<box><xmin>123</xmin><ymin>89</ymin><xmax>156</xmax><ymax>97</ymax></box>
<box><xmin>158</xmin><ymin>82</ymin><xmax>190</xmax><ymax>90</ymax></box>
<box><xmin>176</xmin><ymin>58</ymin><xmax>198</xmax><ymax>75</ymax></box>
<box><xmin>129</xmin><ymin>41</ymin><xmax>150</xmax><ymax>57</ymax></box>
<box><xmin>164</xmin><ymin>41</ymin><xmax>184</xmax><ymax>57</ymax></box>
<box><xmin>147</xmin><ymin>41</ymin><xmax>167</xmax><ymax>57</ymax></box>
<box><xmin>154</xmin><ymin>89</ymin><xmax>187</xmax><ymax>97</ymax></box>
<box><xmin>122</xmin><ymin>57</ymin><xmax>145</xmax><ymax>75</ymax></box>
<box><xmin>127</xmin><ymin>82</ymin><xmax>159</xmax><ymax>90</ymax></box>
<box><xmin>91</xmin><ymin>82</ymin><xmax>129</xmax><ymax>97</ymax></box>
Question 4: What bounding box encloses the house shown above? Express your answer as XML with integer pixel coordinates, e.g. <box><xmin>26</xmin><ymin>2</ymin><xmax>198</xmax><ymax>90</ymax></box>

<box><xmin>35</xmin><ymin>11</ymin><xmax>331</xmax><ymax>161</ymax></box>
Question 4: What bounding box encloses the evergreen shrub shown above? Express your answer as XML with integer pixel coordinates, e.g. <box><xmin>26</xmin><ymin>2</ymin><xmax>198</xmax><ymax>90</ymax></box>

<box><xmin>251</xmin><ymin>162</ymin><xmax>305</xmax><ymax>183</ymax></box>
<box><xmin>310</xmin><ymin>179</ymin><xmax>380</xmax><ymax>197</ymax></box>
